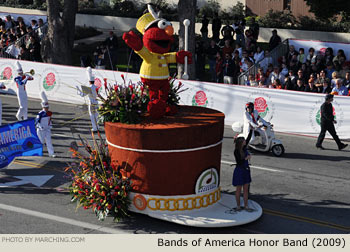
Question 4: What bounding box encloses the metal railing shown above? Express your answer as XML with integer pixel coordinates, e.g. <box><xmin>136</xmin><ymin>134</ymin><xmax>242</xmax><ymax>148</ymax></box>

<box><xmin>0</xmin><ymin>22</ymin><xmax>48</xmax><ymax>59</ymax></box>
<box><xmin>237</xmin><ymin>39</ymin><xmax>289</xmax><ymax>85</ymax></box>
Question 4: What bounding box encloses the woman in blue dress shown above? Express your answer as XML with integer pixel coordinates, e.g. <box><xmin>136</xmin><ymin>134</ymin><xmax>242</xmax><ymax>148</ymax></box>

<box><xmin>232</xmin><ymin>136</ymin><xmax>253</xmax><ymax>212</ymax></box>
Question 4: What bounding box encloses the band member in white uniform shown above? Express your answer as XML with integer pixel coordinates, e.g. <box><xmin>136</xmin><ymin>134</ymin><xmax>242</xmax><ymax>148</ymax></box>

<box><xmin>35</xmin><ymin>91</ymin><xmax>55</xmax><ymax>157</ymax></box>
<box><xmin>77</xmin><ymin>67</ymin><xmax>99</xmax><ymax>132</ymax></box>
<box><xmin>14</xmin><ymin>61</ymin><xmax>33</xmax><ymax>121</ymax></box>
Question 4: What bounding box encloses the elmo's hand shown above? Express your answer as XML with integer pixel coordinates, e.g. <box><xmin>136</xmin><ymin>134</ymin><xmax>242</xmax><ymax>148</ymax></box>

<box><xmin>176</xmin><ymin>50</ymin><xmax>193</xmax><ymax>64</ymax></box>
<box><xmin>123</xmin><ymin>31</ymin><xmax>142</xmax><ymax>51</ymax></box>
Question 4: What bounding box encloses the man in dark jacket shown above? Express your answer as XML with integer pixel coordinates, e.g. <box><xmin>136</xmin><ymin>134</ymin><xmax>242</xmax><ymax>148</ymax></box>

<box><xmin>268</xmin><ymin>29</ymin><xmax>281</xmax><ymax>51</ymax></box>
<box><xmin>104</xmin><ymin>31</ymin><xmax>118</xmax><ymax>70</ymax></box>
<box><xmin>212</xmin><ymin>13</ymin><xmax>222</xmax><ymax>42</ymax></box>
<box><xmin>316</xmin><ymin>94</ymin><xmax>348</xmax><ymax>150</ymax></box>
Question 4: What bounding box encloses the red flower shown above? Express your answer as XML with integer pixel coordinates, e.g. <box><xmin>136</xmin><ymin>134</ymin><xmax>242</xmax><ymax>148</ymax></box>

<box><xmin>121</xmin><ymin>74</ymin><xmax>125</xmax><ymax>81</ymax></box>
<box><xmin>104</xmin><ymin>78</ymin><xmax>108</xmax><ymax>89</ymax></box>
<box><xmin>114</xmin><ymin>185</ymin><xmax>120</xmax><ymax>190</ymax></box>
<box><xmin>131</xmin><ymin>94</ymin><xmax>136</xmax><ymax>100</ymax></box>
<box><xmin>114</xmin><ymin>84</ymin><xmax>118</xmax><ymax>92</ymax></box>
<box><xmin>178</xmin><ymin>81</ymin><xmax>182</xmax><ymax>88</ymax></box>
<box><xmin>95</xmin><ymin>184</ymin><xmax>100</xmax><ymax>191</ymax></box>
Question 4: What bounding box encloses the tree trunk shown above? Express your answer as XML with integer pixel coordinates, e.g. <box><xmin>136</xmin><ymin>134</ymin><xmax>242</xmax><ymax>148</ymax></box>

<box><xmin>177</xmin><ymin>0</ymin><xmax>196</xmax><ymax>80</ymax></box>
<box><xmin>41</xmin><ymin>0</ymin><xmax>78</xmax><ymax>65</ymax></box>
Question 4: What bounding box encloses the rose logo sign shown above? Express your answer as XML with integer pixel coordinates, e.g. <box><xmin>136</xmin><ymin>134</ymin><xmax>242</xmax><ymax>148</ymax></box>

<box><xmin>43</xmin><ymin>72</ymin><xmax>56</xmax><ymax>91</ymax></box>
<box><xmin>254</xmin><ymin>97</ymin><xmax>269</xmax><ymax>118</ymax></box>
<box><xmin>192</xmin><ymin>90</ymin><xmax>208</xmax><ymax>107</ymax></box>
<box><xmin>1</xmin><ymin>67</ymin><xmax>13</xmax><ymax>80</ymax></box>
<box><xmin>319</xmin><ymin>48</ymin><xmax>326</xmax><ymax>55</ymax></box>
<box><xmin>94</xmin><ymin>78</ymin><xmax>102</xmax><ymax>91</ymax></box>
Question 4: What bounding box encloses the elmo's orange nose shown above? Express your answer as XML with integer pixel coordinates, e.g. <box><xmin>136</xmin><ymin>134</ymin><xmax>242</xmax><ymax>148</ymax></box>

<box><xmin>165</xmin><ymin>25</ymin><xmax>174</xmax><ymax>36</ymax></box>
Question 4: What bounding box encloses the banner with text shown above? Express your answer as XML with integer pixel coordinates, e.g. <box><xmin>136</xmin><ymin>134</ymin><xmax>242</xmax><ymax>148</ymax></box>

<box><xmin>0</xmin><ymin>58</ymin><xmax>349</xmax><ymax>139</ymax></box>
<box><xmin>0</xmin><ymin>118</ymin><xmax>42</xmax><ymax>168</ymax></box>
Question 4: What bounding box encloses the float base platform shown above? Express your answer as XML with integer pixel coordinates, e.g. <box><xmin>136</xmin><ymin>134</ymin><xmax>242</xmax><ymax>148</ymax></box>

<box><xmin>130</xmin><ymin>193</ymin><xmax>262</xmax><ymax>228</ymax></box>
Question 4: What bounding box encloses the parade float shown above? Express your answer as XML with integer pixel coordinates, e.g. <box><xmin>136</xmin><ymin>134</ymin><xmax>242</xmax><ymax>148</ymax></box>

<box><xmin>67</xmin><ymin>5</ymin><xmax>262</xmax><ymax>227</ymax></box>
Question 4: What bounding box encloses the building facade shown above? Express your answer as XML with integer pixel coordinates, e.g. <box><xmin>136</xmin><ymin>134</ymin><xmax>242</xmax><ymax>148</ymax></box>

<box><xmin>94</xmin><ymin>0</ymin><xmax>312</xmax><ymax>18</ymax></box>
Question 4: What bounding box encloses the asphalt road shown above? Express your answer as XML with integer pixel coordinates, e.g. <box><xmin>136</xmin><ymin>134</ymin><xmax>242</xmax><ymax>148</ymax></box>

<box><xmin>0</xmin><ymin>93</ymin><xmax>349</xmax><ymax>234</ymax></box>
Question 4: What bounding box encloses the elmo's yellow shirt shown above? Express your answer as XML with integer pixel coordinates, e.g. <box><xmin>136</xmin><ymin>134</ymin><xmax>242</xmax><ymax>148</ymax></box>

<box><xmin>136</xmin><ymin>46</ymin><xmax>176</xmax><ymax>80</ymax></box>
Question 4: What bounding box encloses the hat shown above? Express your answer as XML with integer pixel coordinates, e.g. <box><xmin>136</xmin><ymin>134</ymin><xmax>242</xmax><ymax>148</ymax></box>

<box><xmin>136</xmin><ymin>4</ymin><xmax>160</xmax><ymax>34</ymax></box>
<box><xmin>40</xmin><ymin>91</ymin><xmax>49</xmax><ymax>108</ymax></box>
<box><xmin>86</xmin><ymin>67</ymin><xmax>94</xmax><ymax>82</ymax></box>
<box><xmin>15</xmin><ymin>61</ymin><xmax>23</xmax><ymax>73</ymax></box>
<box><xmin>325</xmin><ymin>94</ymin><xmax>334</xmax><ymax>101</ymax></box>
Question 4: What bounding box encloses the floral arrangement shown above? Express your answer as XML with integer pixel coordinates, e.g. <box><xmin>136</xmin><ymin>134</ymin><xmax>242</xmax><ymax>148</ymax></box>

<box><xmin>98</xmin><ymin>75</ymin><xmax>149</xmax><ymax>124</ymax></box>
<box><xmin>167</xmin><ymin>75</ymin><xmax>188</xmax><ymax>106</ymax></box>
<box><xmin>97</xmin><ymin>74</ymin><xmax>187</xmax><ymax>123</ymax></box>
<box><xmin>65</xmin><ymin>133</ymin><xmax>132</xmax><ymax>221</ymax></box>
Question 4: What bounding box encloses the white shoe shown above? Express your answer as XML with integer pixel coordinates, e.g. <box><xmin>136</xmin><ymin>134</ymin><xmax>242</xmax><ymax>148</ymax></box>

<box><xmin>50</xmin><ymin>154</ymin><xmax>56</xmax><ymax>158</ymax></box>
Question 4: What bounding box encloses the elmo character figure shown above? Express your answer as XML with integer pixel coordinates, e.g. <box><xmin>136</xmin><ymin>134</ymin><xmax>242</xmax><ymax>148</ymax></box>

<box><xmin>123</xmin><ymin>4</ymin><xmax>192</xmax><ymax>119</ymax></box>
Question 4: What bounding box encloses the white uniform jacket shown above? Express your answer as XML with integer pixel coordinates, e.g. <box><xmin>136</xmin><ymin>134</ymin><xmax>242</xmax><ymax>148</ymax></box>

<box><xmin>243</xmin><ymin>109</ymin><xmax>268</xmax><ymax>144</ymax></box>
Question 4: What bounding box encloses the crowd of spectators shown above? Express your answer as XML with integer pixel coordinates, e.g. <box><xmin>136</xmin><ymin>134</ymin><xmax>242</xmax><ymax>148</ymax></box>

<box><xmin>0</xmin><ymin>15</ymin><xmax>47</xmax><ymax>62</ymax></box>
<box><xmin>195</xmin><ymin>15</ymin><xmax>349</xmax><ymax>96</ymax></box>
<box><xmin>195</xmin><ymin>15</ymin><xmax>265</xmax><ymax>84</ymax></box>
<box><xmin>246</xmin><ymin>45</ymin><xmax>350</xmax><ymax>96</ymax></box>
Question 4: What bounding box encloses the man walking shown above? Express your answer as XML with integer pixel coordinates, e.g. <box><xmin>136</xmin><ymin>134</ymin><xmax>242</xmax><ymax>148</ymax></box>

<box><xmin>316</xmin><ymin>94</ymin><xmax>348</xmax><ymax>150</ymax></box>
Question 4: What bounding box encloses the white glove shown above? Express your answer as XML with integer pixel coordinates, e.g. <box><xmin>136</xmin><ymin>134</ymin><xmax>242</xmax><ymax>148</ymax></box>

<box><xmin>76</xmin><ymin>86</ymin><xmax>83</xmax><ymax>96</ymax></box>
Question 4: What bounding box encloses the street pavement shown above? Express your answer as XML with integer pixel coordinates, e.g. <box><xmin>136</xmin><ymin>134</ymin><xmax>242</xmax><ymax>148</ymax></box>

<box><xmin>0</xmin><ymin>93</ymin><xmax>349</xmax><ymax>234</ymax></box>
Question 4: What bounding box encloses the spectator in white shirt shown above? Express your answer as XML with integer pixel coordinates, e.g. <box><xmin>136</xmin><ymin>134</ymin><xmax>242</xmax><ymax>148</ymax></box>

<box><xmin>253</xmin><ymin>46</ymin><xmax>264</xmax><ymax>63</ymax></box>
<box><xmin>259</xmin><ymin>50</ymin><xmax>273</xmax><ymax>72</ymax></box>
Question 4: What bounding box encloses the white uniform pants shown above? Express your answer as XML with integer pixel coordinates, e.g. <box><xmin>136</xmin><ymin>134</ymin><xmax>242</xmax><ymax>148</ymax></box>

<box><xmin>250</xmin><ymin>128</ymin><xmax>265</xmax><ymax>145</ymax></box>
<box><xmin>16</xmin><ymin>93</ymin><xmax>28</xmax><ymax>121</ymax></box>
<box><xmin>89</xmin><ymin>104</ymin><xmax>99</xmax><ymax>131</ymax></box>
<box><xmin>37</xmin><ymin>128</ymin><xmax>54</xmax><ymax>156</ymax></box>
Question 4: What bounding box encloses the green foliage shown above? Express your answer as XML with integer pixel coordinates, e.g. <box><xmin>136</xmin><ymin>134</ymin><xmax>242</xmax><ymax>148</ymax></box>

<box><xmin>304</xmin><ymin>0</ymin><xmax>350</xmax><ymax>21</ymax></box>
<box><xmin>200</xmin><ymin>1</ymin><xmax>245</xmax><ymax>23</ymax></box>
<box><xmin>150</xmin><ymin>0</ymin><xmax>178</xmax><ymax>21</ymax></box>
<box><xmin>245</xmin><ymin>16</ymin><xmax>260</xmax><ymax>26</ymax></box>
<box><xmin>198</xmin><ymin>0</ymin><xmax>220</xmax><ymax>19</ymax></box>
<box><xmin>228</xmin><ymin>1</ymin><xmax>245</xmax><ymax>21</ymax></box>
<box><xmin>258</xmin><ymin>9</ymin><xmax>297</xmax><ymax>28</ymax></box>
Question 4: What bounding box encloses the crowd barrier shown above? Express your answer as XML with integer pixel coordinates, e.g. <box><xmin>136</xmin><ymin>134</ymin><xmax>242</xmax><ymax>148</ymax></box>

<box><xmin>0</xmin><ymin>58</ymin><xmax>349</xmax><ymax>139</ymax></box>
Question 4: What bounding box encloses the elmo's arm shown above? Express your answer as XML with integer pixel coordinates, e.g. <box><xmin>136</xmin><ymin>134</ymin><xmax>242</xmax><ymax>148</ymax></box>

<box><xmin>123</xmin><ymin>31</ymin><xmax>152</xmax><ymax>61</ymax></box>
<box><xmin>123</xmin><ymin>31</ymin><xmax>142</xmax><ymax>51</ymax></box>
<box><xmin>175</xmin><ymin>50</ymin><xmax>193</xmax><ymax>64</ymax></box>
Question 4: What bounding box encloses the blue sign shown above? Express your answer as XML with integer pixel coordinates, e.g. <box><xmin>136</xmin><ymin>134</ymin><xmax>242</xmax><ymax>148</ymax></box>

<box><xmin>0</xmin><ymin>118</ymin><xmax>43</xmax><ymax>168</ymax></box>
